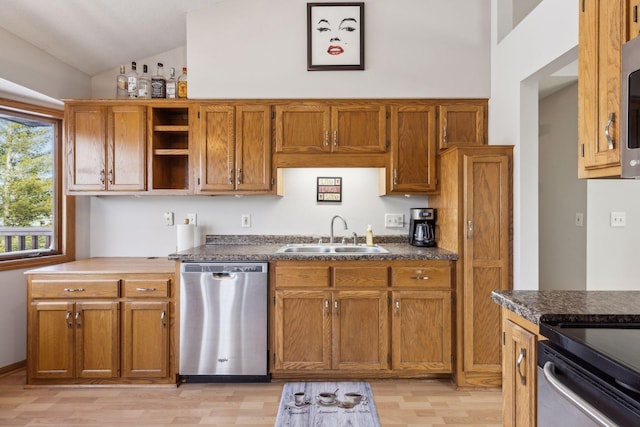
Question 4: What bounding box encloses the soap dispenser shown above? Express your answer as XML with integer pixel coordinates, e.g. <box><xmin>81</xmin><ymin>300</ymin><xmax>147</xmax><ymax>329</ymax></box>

<box><xmin>366</xmin><ymin>224</ymin><xmax>374</xmax><ymax>246</ymax></box>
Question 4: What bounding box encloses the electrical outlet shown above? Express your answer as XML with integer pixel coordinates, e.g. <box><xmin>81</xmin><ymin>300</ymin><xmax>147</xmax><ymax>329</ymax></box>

<box><xmin>163</xmin><ymin>212</ymin><xmax>174</xmax><ymax>226</ymax></box>
<box><xmin>187</xmin><ymin>213</ymin><xmax>197</xmax><ymax>226</ymax></box>
<box><xmin>241</xmin><ymin>214</ymin><xmax>251</xmax><ymax>228</ymax></box>
<box><xmin>384</xmin><ymin>213</ymin><xmax>404</xmax><ymax>228</ymax></box>
<box><xmin>575</xmin><ymin>213</ymin><xmax>584</xmax><ymax>227</ymax></box>
<box><xmin>610</xmin><ymin>211</ymin><xmax>626</xmax><ymax>228</ymax></box>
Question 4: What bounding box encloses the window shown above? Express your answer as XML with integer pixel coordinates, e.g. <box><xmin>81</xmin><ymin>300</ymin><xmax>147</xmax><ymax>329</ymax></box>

<box><xmin>0</xmin><ymin>99</ymin><xmax>74</xmax><ymax>270</ymax></box>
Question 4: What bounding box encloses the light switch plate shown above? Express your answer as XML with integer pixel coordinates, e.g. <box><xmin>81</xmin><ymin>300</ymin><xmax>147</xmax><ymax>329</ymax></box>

<box><xmin>163</xmin><ymin>212</ymin><xmax>174</xmax><ymax>226</ymax></box>
<box><xmin>241</xmin><ymin>214</ymin><xmax>251</xmax><ymax>228</ymax></box>
<box><xmin>611</xmin><ymin>211</ymin><xmax>626</xmax><ymax>227</ymax></box>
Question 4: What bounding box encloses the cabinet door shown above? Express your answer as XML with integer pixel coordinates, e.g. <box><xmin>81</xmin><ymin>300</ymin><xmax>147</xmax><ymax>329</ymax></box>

<box><xmin>66</xmin><ymin>105</ymin><xmax>106</xmax><ymax>191</ymax></box>
<box><xmin>578</xmin><ymin>0</ymin><xmax>623</xmax><ymax>177</ymax></box>
<box><xmin>198</xmin><ymin>104</ymin><xmax>236</xmax><ymax>191</ymax></box>
<box><xmin>332</xmin><ymin>104</ymin><xmax>387</xmax><ymax>153</ymax></box>
<box><xmin>235</xmin><ymin>105</ymin><xmax>272</xmax><ymax>191</ymax></box>
<box><xmin>332</xmin><ymin>290</ymin><xmax>388</xmax><ymax>371</ymax></box>
<box><xmin>28</xmin><ymin>301</ymin><xmax>75</xmax><ymax>379</ymax></box>
<box><xmin>463</xmin><ymin>153</ymin><xmax>511</xmax><ymax>375</ymax></box>
<box><xmin>438</xmin><ymin>103</ymin><xmax>486</xmax><ymax>152</ymax></box>
<box><xmin>75</xmin><ymin>301</ymin><xmax>119</xmax><ymax>378</ymax></box>
<box><xmin>391</xmin><ymin>290</ymin><xmax>452</xmax><ymax>373</ymax></box>
<box><xmin>503</xmin><ymin>319</ymin><xmax>537</xmax><ymax>427</ymax></box>
<box><xmin>107</xmin><ymin>105</ymin><xmax>146</xmax><ymax>191</ymax></box>
<box><xmin>122</xmin><ymin>301</ymin><xmax>169</xmax><ymax>378</ymax></box>
<box><xmin>274</xmin><ymin>290</ymin><xmax>331</xmax><ymax>370</ymax></box>
<box><xmin>388</xmin><ymin>104</ymin><xmax>437</xmax><ymax>193</ymax></box>
<box><xmin>275</xmin><ymin>104</ymin><xmax>331</xmax><ymax>153</ymax></box>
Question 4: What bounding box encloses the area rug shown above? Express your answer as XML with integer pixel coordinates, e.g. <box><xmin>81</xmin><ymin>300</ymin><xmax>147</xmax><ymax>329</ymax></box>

<box><xmin>275</xmin><ymin>381</ymin><xmax>380</xmax><ymax>427</ymax></box>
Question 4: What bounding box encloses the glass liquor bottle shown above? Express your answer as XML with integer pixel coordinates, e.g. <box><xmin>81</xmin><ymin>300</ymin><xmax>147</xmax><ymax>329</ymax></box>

<box><xmin>116</xmin><ymin>65</ymin><xmax>128</xmax><ymax>98</ymax></box>
<box><xmin>177</xmin><ymin>67</ymin><xmax>188</xmax><ymax>98</ymax></box>
<box><xmin>138</xmin><ymin>64</ymin><xmax>151</xmax><ymax>99</ymax></box>
<box><xmin>165</xmin><ymin>67</ymin><xmax>177</xmax><ymax>99</ymax></box>
<box><xmin>126</xmin><ymin>62</ymin><xmax>138</xmax><ymax>98</ymax></box>
<box><xmin>151</xmin><ymin>62</ymin><xmax>166</xmax><ymax>98</ymax></box>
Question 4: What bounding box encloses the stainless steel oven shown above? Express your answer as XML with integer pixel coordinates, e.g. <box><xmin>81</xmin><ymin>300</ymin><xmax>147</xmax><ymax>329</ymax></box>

<box><xmin>539</xmin><ymin>323</ymin><xmax>640</xmax><ymax>426</ymax></box>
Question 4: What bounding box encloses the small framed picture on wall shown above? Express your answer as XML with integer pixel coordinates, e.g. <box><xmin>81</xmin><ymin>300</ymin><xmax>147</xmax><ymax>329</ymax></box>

<box><xmin>317</xmin><ymin>177</ymin><xmax>342</xmax><ymax>203</ymax></box>
<box><xmin>307</xmin><ymin>2</ymin><xmax>365</xmax><ymax>71</ymax></box>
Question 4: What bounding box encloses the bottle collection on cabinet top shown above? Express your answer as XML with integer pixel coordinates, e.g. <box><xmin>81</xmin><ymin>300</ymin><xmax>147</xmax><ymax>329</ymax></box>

<box><xmin>117</xmin><ymin>63</ymin><xmax>186</xmax><ymax>99</ymax></box>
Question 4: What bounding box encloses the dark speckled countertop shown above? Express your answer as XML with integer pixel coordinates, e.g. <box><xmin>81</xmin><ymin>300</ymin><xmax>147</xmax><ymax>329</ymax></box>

<box><xmin>168</xmin><ymin>234</ymin><xmax>458</xmax><ymax>262</ymax></box>
<box><xmin>492</xmin><ymin>290</ymin><xmax>640</xmax><ymax>325</ymax></box>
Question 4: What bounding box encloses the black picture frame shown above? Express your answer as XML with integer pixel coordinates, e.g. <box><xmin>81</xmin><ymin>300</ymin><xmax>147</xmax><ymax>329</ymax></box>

<box><xmin>307</xmin><ymin>2</ymin><xmax>365</xmax><ymax>71</ymax></box>
<box><xmin>317</xmin><ymin>177</ymin><xmax>342</xmax><ymax>203</ymax></box>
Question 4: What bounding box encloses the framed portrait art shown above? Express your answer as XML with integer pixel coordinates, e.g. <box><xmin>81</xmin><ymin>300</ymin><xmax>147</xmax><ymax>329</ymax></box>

<box><xmin>307</xmin><ymin>2</ymin><xmax>364</xmax><ymax>71</ymax></box>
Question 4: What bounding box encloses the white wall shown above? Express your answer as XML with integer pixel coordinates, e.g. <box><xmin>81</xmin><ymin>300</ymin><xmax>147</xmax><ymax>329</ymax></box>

<box><xmin>88</xmin><ymin>168</ymin><xmax>421</xmax><ymax>256</ymax></box>
<box><xmin>490</xmin><ymin>0</ymin><xmax>578</xmax><ymax>289</ymax></box>
<box><xmin>538</xmin><ymin>82</ymin><xmax>587</xmax><ymax>290</ymax></box>
<box><xmin>188</xmin><ymin>0</ymin><xmax>490</xmax><ymax>99</ymax></box>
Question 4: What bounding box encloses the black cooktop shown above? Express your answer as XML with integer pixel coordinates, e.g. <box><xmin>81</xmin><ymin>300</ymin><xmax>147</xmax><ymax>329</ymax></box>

<box><xmin>540</xmin><ymin>322</ymin><xmax>640</xmax><ymax>393</ymax></box>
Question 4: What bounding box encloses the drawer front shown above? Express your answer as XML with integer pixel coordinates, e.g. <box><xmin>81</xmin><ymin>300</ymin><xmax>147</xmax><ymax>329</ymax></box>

<box><xmin>30</xmin><ymin>279</ymin><xmax>120</xmax><ymax>298</ymax></box>
<box><xmin>391</xmin><ymin>266</ymin><xmax>451</xmax><ymax>289</ymax></box>
<box><xmin>122</xmin><ymin>279</ymin><xmax>170</xmax><ymax>298</ymax></box>
<box><xmin>333</xmin><ymin>266</ymin><xmax>388</xmax><ymax>288</ymax></box>
<box><xmin>275</xmin><ymin>266</ymin><xmax>330</xmax><ymax>288</ymax></box>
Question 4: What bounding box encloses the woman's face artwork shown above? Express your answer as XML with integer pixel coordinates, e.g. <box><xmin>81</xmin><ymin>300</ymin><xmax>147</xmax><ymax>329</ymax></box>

<box><xmin>311</xmin><ymin>6</ymin><xmax>361</xmax><ymax>66</ymax></box>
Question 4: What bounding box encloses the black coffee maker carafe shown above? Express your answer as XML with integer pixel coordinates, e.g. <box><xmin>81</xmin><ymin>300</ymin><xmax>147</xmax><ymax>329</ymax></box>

<box><xmin>409</xmin><ymin>208</ymin><xmax>436</xmax><ymax>247</ymax></box>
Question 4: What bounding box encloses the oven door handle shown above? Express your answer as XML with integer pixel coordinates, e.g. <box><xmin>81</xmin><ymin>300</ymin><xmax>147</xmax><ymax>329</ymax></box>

<box><xmin>543</xmin><ymin>361</ymin><xmax>618</xmax><ymax>427</ymax></box>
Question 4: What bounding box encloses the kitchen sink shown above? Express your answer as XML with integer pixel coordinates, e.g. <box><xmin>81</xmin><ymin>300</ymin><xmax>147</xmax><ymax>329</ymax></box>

<box><xmin>276</xmin><ymin>244</ymin><xmax>389</xmax><ymax>255</ymax></box>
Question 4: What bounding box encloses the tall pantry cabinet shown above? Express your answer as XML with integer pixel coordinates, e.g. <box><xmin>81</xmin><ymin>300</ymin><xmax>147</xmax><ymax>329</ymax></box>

<box><xmin>429</xmin><ymin>145</ymin><xmax>513</xmax><ymax>387</ymax></box>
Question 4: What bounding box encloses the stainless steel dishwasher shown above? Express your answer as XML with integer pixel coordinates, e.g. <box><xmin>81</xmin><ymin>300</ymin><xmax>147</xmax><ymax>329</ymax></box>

<box><xmin>179</xmin><ymin>261</ymin><xmax>270</xmax><ymax>382</ymax></box>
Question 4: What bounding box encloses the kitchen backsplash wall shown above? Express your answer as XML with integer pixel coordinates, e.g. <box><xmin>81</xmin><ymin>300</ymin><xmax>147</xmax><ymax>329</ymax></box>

<box><xmin>84</xmin><ymin>168</ymin><xmax>422</xmax><ymax>257</ymax></box>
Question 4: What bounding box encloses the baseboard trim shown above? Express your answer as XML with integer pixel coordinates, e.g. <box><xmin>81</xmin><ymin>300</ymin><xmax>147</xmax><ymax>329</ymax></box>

<box><xmin>0</xmin><ymin>360</ymin><xmax>26</xmax><ymax>377</ymax></box>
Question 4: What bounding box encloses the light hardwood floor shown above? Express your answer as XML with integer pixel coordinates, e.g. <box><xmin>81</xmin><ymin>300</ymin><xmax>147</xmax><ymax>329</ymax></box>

<box><xmin>0</xmin><ymin>369</ymin><xmax>502</xmax><ymax>426</ymax></box>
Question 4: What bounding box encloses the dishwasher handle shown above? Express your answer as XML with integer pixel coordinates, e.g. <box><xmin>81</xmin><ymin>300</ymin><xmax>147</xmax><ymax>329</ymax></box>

<box><xmin>210</xmin><ymin>272</ymin><xmax>235</xmax><ymax>280</ymax></box>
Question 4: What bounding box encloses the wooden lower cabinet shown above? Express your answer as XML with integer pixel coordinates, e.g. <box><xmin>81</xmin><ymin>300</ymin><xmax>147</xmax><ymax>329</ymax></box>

<box><xmin>29</xmin><ymin>301</ymin><xmax>119</xmax><ymax>379</ymax></box>
<box><xmin>502</xmin><ymin>309</ymin><xmax>539</xmax><ymax>427</ymax></box>
<box><xmin>271</xmin><ymin>260</ymin><xmax>453</xmax><ymax>379</ymax></box>
<box><xmin>121</xmin><ymin>301</ymin><xmax>169</xmax><ymax>378</ymax></box>
<box><xmin>26</xmin><ymin>259</ymin><xmax>175</xmax><ymax>385</ymax></box>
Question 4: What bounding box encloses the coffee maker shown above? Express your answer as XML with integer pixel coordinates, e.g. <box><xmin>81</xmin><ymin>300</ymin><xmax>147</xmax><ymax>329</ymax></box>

<box><xmin>409</xmin><ymin>208</ymin><xmax>436</xmax><ymax>247</ymax></box>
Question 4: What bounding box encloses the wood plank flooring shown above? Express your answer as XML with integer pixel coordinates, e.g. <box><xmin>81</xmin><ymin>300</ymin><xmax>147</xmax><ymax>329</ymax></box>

<box><xmin>0</xmin><ymin>369</ymin><xmax>502</xmax><ymax>426</ymax></box>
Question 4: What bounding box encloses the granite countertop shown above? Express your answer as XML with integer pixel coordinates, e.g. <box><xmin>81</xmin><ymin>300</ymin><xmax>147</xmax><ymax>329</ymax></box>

<box><xmin>168</xmin><ymin>234</ymin><xmax>458</xmax><ymax>262</ymax></box>
<box><xmin>492</xmin><ymin>290</ymin><xmax>640</xmax><ymax>325</ymax></box>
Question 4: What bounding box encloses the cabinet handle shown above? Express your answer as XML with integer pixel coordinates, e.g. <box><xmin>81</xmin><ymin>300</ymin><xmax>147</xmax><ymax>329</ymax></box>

<box><xmin>108</xmin><ymin>169</ymin><xmax>113</xmax><ymax>184</ymax></box>
<box><xmin>605</xmin><ymin>112</ymin><xmax>615</xmax><ymax>150</ymax></box>
<box><xmin>467</xmin><ymin>220</ymin><xmax>473</xmax><ymax>239</ymax></box>
<box><xmin>324</xmin><ymin>299</ymin><xmax>329</xmax><ymax>316</ymax></box>
<box><xmin>99</xmin><ymin>169</ymin><xmax>105</xmax><ymax>184</ymax></box>
<box><xmin>66</xmin><ymin>311</ymin><xmax>73</xmax><ymax>328</ymax></box>
<box><xmin>75</xmin><ymin>311</ymin><xmax>81</xmax><ymax>328</ymax></box>
<box><xmin>516</xmin><ymin>348</ymin><xmax>526</xmax><ymax>385</ymax></box>
<box><xmin>393</xmin><ymin>168</ymin><xmax>398</xmax><ymax>185</ymax></box>
<box><xmin>237</xmin><ymin>168</ymin><xmax>242</xmax><ymax>185</ymax></box>
<box><xmin>135</xmin><ymin>287</ymin><xmax>157</xmax><ymax>292</ymax></box>
<box><xmin>411</xmin><ymin>275</ymin><xmax>431</xmax><ymax>280</ymax></box>
<box><xmin>325</xmin><ymin>130</ymin><xmax>329</xmax><ymax>146</ymax></box>
<box><xmin>228</xmin><ymin>168</ymin><xmax>233</xmax><ymax>185</ymax></box>
<box><xmin>635</xmin><ymin>5</ymin><xmax>638</xmax><ymax>23</ymax></box>
<box><xmin>395</xmin><ymin>299</ymin><xmax>400</xmax><ymax>316</ymax></box>
<box><xmin>161</xmin><ymin>310</ymin><xmax>166</xmax><ymax>328</ymax></box>
<box><xmin>442</xmin><ymin>124</ymin><xmax>447</xmax><ymax>145</ymax></box>
<box><xmin>64</xmin><ymin>288</ymin><xmax>85</xmax><ymax>292</ymax></box>
<box><xmin>334</xmin><ymin>300</ymin><xmax>339</xmax><ymax>316</ymax></box>
<box><xmin>333</xmin><ymin>130</ymin><xmax>337</xmax><ymax>146</ymax></box>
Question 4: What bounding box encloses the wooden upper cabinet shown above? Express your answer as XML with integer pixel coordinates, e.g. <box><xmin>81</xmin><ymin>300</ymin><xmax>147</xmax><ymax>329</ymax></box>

<box><xmin>66</xmin><ymin>103</ymin><xmax>146</xmax><ymax>192</ymax></box>
<box><xmin>387</xmin><ymin>103</ymin><xmax>437</xmax><ymax>194</ymax></box>
<box><xmin>437</xmin><ymin>102</ymin><xmax>486</xmax><ymax>152</ymax></box>
<box><xmin>275</xmin><ymin>102</ymin><xmax>386</xmax><ymax>154</ymax></box>
<box><xmin>197</xmin><ymin>103</ymin><xmax>272</xmax><ymax>193</ymax></box>
<box><xmin>578</xmin><ymin>0</ymin><xmax>625</xmax><ymax>178</ymax></box>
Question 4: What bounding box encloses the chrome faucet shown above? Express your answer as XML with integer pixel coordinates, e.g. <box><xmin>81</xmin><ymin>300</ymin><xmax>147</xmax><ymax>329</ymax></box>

<box><xmin>329</xmin><ymin>215</ymin><xmax>348</xmax><ymax>244</ymax></box>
